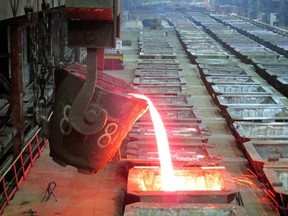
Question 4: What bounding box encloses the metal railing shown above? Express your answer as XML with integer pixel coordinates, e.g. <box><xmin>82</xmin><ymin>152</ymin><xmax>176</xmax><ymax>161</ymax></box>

<box><xmin>231</xmin><ymin>13</ymin><xmax>288</xmax><ymax>37</ymax></box>
<box><xmin>0</xmin><ymin>126</ymin><xmax>45</xmax><ymax>214</ymax></box>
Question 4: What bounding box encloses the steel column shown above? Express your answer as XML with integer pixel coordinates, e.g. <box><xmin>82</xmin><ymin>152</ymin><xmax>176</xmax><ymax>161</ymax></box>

<box><xmin>50</xmin><ymin>9</ymin><xmax>61</xmax><ymax>63</ymax></box>
<box><xmin>73</xmin><ymin>47</ymin><xmax>81</xmax><ymax>63</ymax></box>
<box><xmin>279</xmin><ymin>0</ymin><xmax>287</xmax><ymax>26</ymax></box>
<box><xmin>10</xmin><ymin>24</ymin><xmax>24</xmax><ymax>157</ymax></box>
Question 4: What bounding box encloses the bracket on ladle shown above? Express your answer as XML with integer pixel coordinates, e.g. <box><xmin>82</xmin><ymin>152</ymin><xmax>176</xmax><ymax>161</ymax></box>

<box><xmin>69</xmin><ymin>48</ymin><xmax>107</xmax><ymax>135</ymax></box>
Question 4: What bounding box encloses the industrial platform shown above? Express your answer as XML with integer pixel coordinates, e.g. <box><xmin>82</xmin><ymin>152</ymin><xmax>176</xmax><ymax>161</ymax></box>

<box><xmin>2</xmin><ymin>20</ymin><xmax>286</xmax><ymax>216</ymax></box>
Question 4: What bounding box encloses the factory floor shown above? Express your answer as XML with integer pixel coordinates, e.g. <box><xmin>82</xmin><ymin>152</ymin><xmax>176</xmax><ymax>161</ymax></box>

<box><xmin>2</xmin><ymin>20</ymin><xmax>283</xmax><ymax>216</ymax></box>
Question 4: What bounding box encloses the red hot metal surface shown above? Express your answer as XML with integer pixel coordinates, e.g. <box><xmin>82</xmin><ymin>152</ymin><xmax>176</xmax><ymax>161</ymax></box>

<box><xmin>127</xmin><ymin>166</ymin><xmax>238</xmax><ymax>203</ymax></box>
<box><xmin>66</xmin><ymin>8</ymin><xmax>113</xmax><ymax>21</ymax></box>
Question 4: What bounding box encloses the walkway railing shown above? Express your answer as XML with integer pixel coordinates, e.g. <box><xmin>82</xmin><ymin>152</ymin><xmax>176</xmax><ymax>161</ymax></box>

<box><xmin>0</xmin><ymin>126</ymin><xmax>46</xmax><ymax>214</ymax></box>
<box><xmin>231</xmin><ymin>13</ymin><xmax>288</xmax><ymax>37</ymax></box>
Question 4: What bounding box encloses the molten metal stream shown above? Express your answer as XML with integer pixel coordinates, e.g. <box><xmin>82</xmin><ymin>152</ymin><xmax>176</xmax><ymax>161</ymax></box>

<box><xmin>130</xmin><ymin>93</ymin><xmax>175</xmax><ymax>191</ymax></box>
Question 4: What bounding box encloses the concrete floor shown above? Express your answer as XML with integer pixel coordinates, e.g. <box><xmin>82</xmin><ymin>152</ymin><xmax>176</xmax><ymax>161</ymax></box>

<box><xmin>2</xmin><ymin>20</ymin><xmax>283</xmax><ymax>216</ymax></box>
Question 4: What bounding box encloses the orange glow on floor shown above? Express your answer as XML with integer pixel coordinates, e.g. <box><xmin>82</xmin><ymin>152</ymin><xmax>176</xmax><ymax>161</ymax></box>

<box><xmin>130</xmin><ymin>93</ymin><xmax>175</xmax><ymax>191</ymax></box>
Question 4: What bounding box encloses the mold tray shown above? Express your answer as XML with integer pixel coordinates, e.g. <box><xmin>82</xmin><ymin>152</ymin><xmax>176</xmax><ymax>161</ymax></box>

<box><xmin>138</xmin><ymin>59</ymin><xmax>179</xmax><ymax>65</ymax></box>
<box><xmin>201</xmin><ymin>68</ymin><xmax>250</xmax><ymax>77</ymax></box>
<box><xmin>125</xmin><ymin>140</ymin><xmax>221</xmax><ymax>167</ymax></box>
<box><xmin>128</xmin><ymin>122</ymin><xmax>211</xmax><ymax>143</ymax></box>
<box><xmin>263</xmin><ymin>167</ymin><xmax>288</xmax><ymax>215</ymax></box>
<box><xmin>127</xmin><ymin>166</ymin><xmax>238</xmax><ymax>204</ymax></box>
<box><xmin>134</xmin><ymin>69</ymin><xmax>183</xmax><ymax>77</ymax></box>
<box><xmin>244</xmin><ymin>140</ymin><xmax>288</xmax><ymax>179</ymax></box>
<box><xmin>212</xmin><ymin>84</ymin><xmax>272</xmax><ymax>95</ymax></box>
<box><xmin>205</xmin><ymin>76</ymin><xmax>258</xmax><ymax>85</ymax></box>
<box><xmin>138</xmin><ymin>107</ymin><xmax>201</xmax><ymax>123</ymax></box>
<box><xmin>124</xmin><ymin>202</ymin><xmax>247</xmax><ymax>216</ymax></box>
<box><xmin>133</xmin><ymin>77</ymin><xmax>186</xmax><ymax>85</ymax></box>
<box><xmin>147</xmin><ymin>94</ymin><xmax>193</xmax><ymax>108</ymax></box>
<box><xmin>225</xmin><ymin>106</ymin><xmax>288</xmax><ymax>122</ymax></box>
<box><xmin>217</xmin><ymin>95</ymin><xmax>282</xmax><ymax>107</ymax></box>
<box><xmin>232</xmin><ymin>122</ymin><xmax>288</xmax><ymax>141</ymax></box>
<box><xmin>137</xmin><ymin>64</ymin><xmax>182</xmax><ymax>71</ymax></box>
<box><xmin>133</xmin><ymin>84</ymin><xmax>187</xmax><ymax>95</ymax></box>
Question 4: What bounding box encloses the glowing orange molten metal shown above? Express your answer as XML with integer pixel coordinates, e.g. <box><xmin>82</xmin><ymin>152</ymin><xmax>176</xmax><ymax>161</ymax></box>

<box><xmin>130</xmin><ymin>94</ymin><xmax>223</xmax><ymax>192</ymax></box>
<box><xmin>130</xmin><ymin>93</ymin><xmax>175</xmax><ymax>191</ymax></box>
<box><xmin>138</xmin><ymin>168</ymin><xmax>224</xmax><ymax>191</ymax></box>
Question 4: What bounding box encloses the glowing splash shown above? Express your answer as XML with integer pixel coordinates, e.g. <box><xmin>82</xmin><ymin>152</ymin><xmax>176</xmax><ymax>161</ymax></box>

<box><xmin>130</xmin><ymin>93</ymin><xmax>175</xmax><ymax>191</ymax></box>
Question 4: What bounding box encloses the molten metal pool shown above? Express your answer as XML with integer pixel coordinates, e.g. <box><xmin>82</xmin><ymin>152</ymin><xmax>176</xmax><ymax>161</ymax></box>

<box><xmin>127</xmin><ymin>94</ymin><xmax>237</xmax><ymax>204</ymax></box>
<box><xmin>127</xmin><ymin>166</ymin><xmax>238</xmax><ymax>203</ymax></box>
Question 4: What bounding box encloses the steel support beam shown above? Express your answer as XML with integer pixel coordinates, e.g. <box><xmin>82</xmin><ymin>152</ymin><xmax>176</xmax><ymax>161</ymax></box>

<box><xmin>50</xmin><ymin>9</ymin><xmax>61</xmax><ymax>63</ymax></box>
<box><xmin>73</xmin><ymin>47</ymin><xmax>81</xmax><ymax>63</ymax></box>
<box><xmin>10</xmin><ymin>24</ymin><xmax>24</xmax><ymax>157</ymax></box>
<box><xmin>279</xmin><ymin>0</ymin><xmax>287</xmax><ymax>26</ymax></box>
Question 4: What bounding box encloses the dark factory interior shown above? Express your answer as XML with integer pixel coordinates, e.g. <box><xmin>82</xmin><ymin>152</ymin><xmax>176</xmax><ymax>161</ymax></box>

<box><xmin>1</xmin><ymin>0</ymin><xmax>288</xmax><ymax>215</ymax></box>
